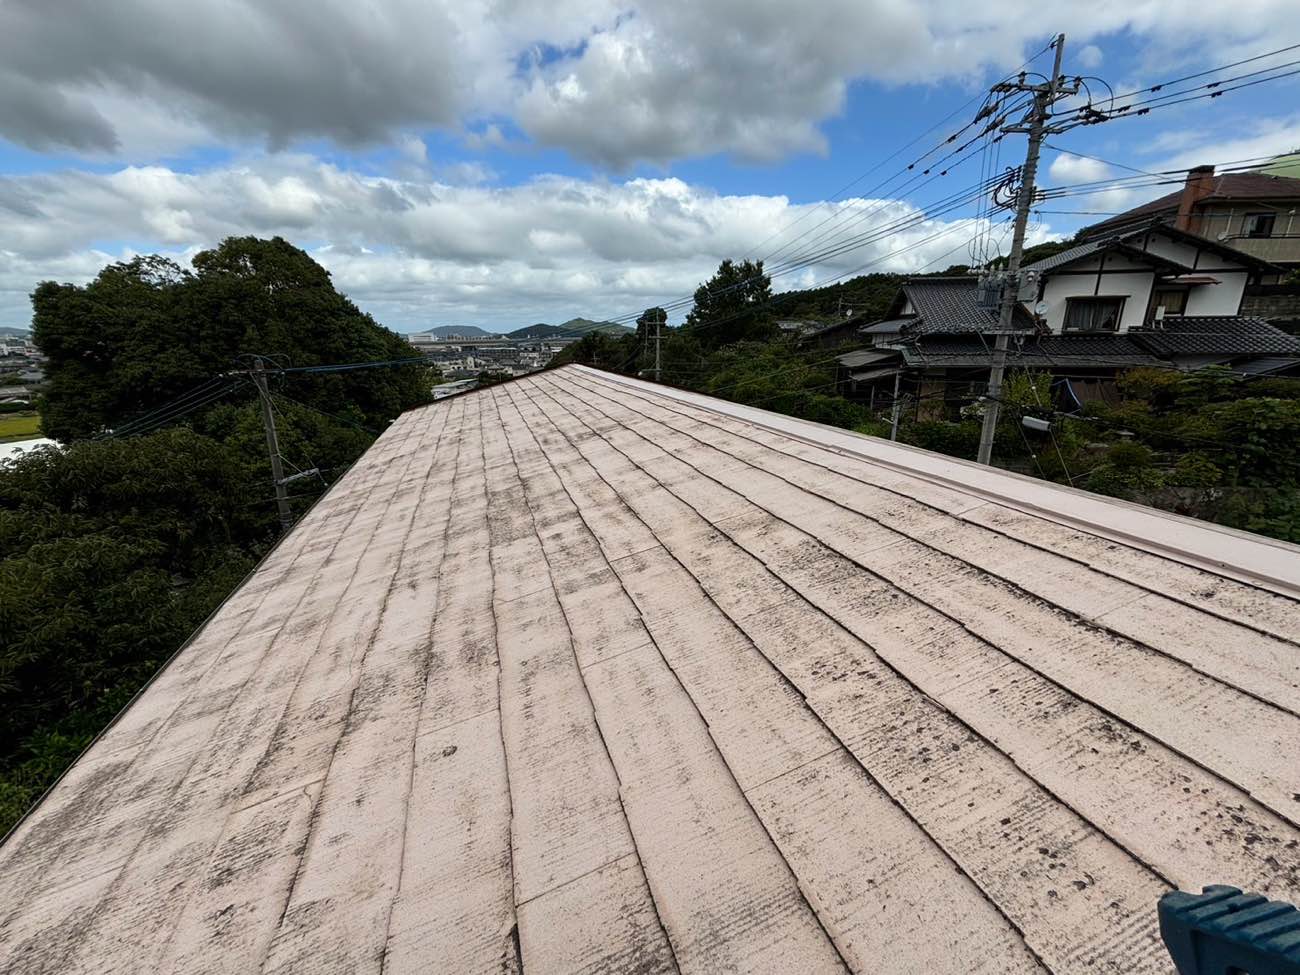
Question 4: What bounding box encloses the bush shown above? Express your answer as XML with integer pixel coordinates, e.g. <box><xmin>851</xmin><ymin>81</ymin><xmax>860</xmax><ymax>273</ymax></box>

<box><xmin>903</xmin><ymin>419</ymin><xmax>982</xmax><ymax>460</ymax></box>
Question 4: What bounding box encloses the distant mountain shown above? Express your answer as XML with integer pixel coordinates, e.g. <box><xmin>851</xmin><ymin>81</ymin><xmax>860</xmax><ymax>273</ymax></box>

<box><xmin>0</xmin><ymin>326</ymin><xmax>31</xmax><ymax>337</ymax></box>
<box><xmin>506</xmin><ymin>318</ymin><xmax>632</xmax><ymax>339</ymax></box>
<box><xmin>508</xmin><ymin>323</ymin><xmax>569</xmax><ymax>339</ymax></box>
<box><xmin>419</xmin><ymin>325</ymin><xmax>492</xmax><ymax>338</ymax></box>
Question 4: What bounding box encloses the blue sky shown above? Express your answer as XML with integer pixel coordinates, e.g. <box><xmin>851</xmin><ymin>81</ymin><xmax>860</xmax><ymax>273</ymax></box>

<box><xmin>2</xmin><ymin>1</ymin><xmax>1298</xmax><ymax>332</ymax></box>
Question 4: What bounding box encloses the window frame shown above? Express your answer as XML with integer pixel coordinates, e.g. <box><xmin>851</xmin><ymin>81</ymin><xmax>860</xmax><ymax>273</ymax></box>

<box><xmin>1243</xmin><ymin>211</ymin><xmax>1277</xmax><ymax>238</ymax></box>
<box><xmin>1063</xmin><ymin>295</ymin><xmax>1126</xmax><ymax>333</ymax></box>
<box><xmin>1149</xmin><ymin>286</ymin><xmax>1189</xmax><ymax>320</ymax></box>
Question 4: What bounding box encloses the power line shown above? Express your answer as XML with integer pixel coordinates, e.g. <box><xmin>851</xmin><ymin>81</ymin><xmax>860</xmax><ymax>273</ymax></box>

<box><xmin>1105</xmin><ymin>42</ymin><xmax>1300</xmax><ymax>103</ymax></box>
<box><xmin>271</xmin><ymin>391</ymin><xmax>382</xmax><ymax>435</ymax></box>
<box><xmin>103</xmin><ymin>379</ymin><xmax>248</xmax><ymax>439</ymax></box>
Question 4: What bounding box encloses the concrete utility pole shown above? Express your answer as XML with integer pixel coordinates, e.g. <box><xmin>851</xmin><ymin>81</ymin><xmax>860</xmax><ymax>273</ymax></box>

<box><xmin>977</xmin><ymin>33</ymin><xmax>1073</xmax><ymax>466</ymax></box>
<box><xmin>889</xmin><ymin>370</ymin><xmax>903</xmax><ymax>441</ymax></box>
<box><xmin>640</xmin><ymin>307</ymin><xmax>667</xmax><ymax>382</ymax></box>
<box><xmin>654</xmin><ymin>316</ymin><xmax>663</xmax><ymax>383</ymax></box>
<box><xmin>251</xmin><ymin>358</ymin><xmax>294</xmax><ymax>533</ymax></box>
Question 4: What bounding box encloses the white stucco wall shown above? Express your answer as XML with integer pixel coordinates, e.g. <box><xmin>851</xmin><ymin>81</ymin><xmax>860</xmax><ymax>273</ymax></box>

<box><xmin>1036</xmin><ymin>252</ymin><xmax>1154</xmax><ymax>333</ymax></box>
<box><xmin>1182</xmin><ymin>271</ymin><xmax>1248</xmax><ymax>316</ymax></box>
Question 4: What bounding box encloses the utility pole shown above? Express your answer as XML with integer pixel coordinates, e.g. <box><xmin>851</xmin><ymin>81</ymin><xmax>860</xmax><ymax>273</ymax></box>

<box><xmin>250</xmin><ymin>358</ymin><xmax>294</xmax><ymax>533</ymax></box>
<box><xmin>889</xmin><ymin>370</ymin><xmax>903</xmax><ymax>441</ymax></box>
<box><xmin>977</xmin><ymin>33</ymin><xmax>1073</xmax><ymax>466</ymax></box>
<box><xmin>639</xmin><ymin>306</ymin><xmax>666</xmax><ymax>382</ymax></box>
<box><xmin>654</xmin><ymin>315</ymin><xmax>662</xmax><ymax>383</ymax></box>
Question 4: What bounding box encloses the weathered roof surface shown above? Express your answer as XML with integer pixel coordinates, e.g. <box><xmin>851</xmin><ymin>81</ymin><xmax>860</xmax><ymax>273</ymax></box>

<box><xmin>4</xmin><ymin>364</ymin><xmax>1300</xmax><ymax>974</ymax></box>
<box><xmin>901</xmin><ymin>277</ymin><xmax>1037</xmax><ymax>334</ymax></box>
<box><xmin>1130</xmin><ymin>316</ymin><xmax>1300</xmax><ymax>356</ymax></box>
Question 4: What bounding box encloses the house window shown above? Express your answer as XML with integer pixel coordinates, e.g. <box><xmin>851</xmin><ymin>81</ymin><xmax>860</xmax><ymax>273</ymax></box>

<box><xmin>1151</xmin><ymin>288</ymin><xmax>1188</xmax><ymax>316</ymax></box>
<box><xmin>1063</xmin><ymin>296</ymin><xmax>1124</xmax><ymax>332</ymax></box>
<box><xmin>1244</xmin><ymin>212</ymin><xmax>1276</xmax><ymax>238</ymax></box>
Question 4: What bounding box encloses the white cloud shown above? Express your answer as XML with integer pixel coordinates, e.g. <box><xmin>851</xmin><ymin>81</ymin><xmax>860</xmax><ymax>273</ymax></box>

<box><xmin>2</xmin><ymin>1</ymin><xmax>1299</xmax><ymax>167</ymax></box>
<box><xmin>1045</xmin><ymin>152</ymin><xmax>1140</xmax><ymax>216</ymax></box>
<box><xmin>1077</xmin><ymin>44</ymin><xmax>1104</xmax><ymax>69</ymax></box>
<box><xmin>0</xmin><ymin>156</ymin><xmax>1047</xmax><ymax>330</ymax></box>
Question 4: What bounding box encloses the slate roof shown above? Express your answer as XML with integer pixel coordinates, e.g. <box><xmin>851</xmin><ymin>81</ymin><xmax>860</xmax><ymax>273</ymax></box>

<box><xmin>3</xmin><ymin>364</ymin><xmax>1300</xmax><ymax>973</ymax></box>
<box><xmin>903</xmin><ymin>333</ymin><xmax>1161</xmax><ymax>369</ymax></box>
<box><xmin>1080</xmin><ymin>171</ymin><xmax>1300</xmax><ymax>238</ymax></box>
<box><xmin>898</xmin><ymin>277</ymin><xmax>1035</xmax><ymax>334</ymax></box>
<box><xmin>1129</xmin><ymin>316</ymin><xmax>1300</xmax><ymax>356</ymax></box>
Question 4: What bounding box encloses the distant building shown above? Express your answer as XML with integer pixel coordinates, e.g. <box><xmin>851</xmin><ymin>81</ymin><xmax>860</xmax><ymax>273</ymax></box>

<box><xmin>843</xmin><ymin>220</ymin><xmax>1299</xmax><ymax>416</ymax></box>
<box><xmin>1080</xmin><ymin>164</ymin><xmax>1300</xmax><ymax>269</ymax></box>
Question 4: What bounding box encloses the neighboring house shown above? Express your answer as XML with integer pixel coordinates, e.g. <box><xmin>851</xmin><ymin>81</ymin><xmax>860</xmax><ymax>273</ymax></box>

<box><xmin>842</xmin><ymin>220</ymin><xmax>1300</xmax><ymax>415</ymax></box>
<box><xmin>1079</xmin><ymin>164</ymin><xmax>1300</xmax><ymax>269</ymax></box>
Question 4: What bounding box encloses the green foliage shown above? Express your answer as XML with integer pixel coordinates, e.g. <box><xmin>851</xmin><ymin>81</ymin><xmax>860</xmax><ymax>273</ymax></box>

<box><xmin>548</xmin><ymin>331</ymin><xmax>639</xmax><ymax>371</ymax></box>
<box><xmin>1082</xmin><ymin>441</ymin><xmax>1165</xmax><ymax>499</ymax></box>
<box><xmin>0</xmin><ymin>431</ymin><xmax>265</xmax><ymax>830</ymax></box>
<box><xmin>1116</xmin><ymin>367</ymin><xmax>1182</xmax><ymax>406</ymax></box>
<box><xmin>903</xmin><ymin>419</ymin><xmax>983</xmax><ymax>460</ymax></box>
<box><xmin>767</xmin><ymin>272</ymin><xmax>902</xmax><ymax>324</ymax></box>
<box><xmin>33</xmin><ymin>237</ymin><xmax>430</xmax><ymax>441</ymax></box>
<box><xmin>684</xmin><ymin>260</ymin><xmax>776</xmax><ymax>349</ymax></box>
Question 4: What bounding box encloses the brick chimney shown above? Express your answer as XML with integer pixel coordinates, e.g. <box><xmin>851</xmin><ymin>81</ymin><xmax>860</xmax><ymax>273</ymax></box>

<box><xmin>1174</xmin><ymin>165</ymin><xmax>1215</xmax><ymax>232</ymax></box>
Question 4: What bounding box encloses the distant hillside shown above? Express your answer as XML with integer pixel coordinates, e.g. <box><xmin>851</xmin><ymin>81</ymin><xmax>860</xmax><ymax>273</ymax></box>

<box><xmin>419</xmin><ymin>325</ymin><xmax>492</xmax><ymax>338</ymax></box>
<box><xmin>0</xmin><ymin>327</ymin><xmax>31</xmax><ymax>337</ymax></box>
<box><xmin>509</xmin><ymin>323</ymin><xmax>568</xmax><ymax>339</ymax></box>
<box><xmin>507</xmin><ymin>318</ymin><xmax>632</xmax><ymax>339</ymax></box>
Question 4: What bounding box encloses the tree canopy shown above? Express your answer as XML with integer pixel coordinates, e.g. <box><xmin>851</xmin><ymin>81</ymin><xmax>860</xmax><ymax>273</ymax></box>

<box><xmin>33</xmin><ymin>237</ymin><xmax>429</xmax><ymax>441</ymax></box>
<box><xmin>683</xmin><ymin>259</ymin><xmax>775</xmax><ymax>348</ymax></box>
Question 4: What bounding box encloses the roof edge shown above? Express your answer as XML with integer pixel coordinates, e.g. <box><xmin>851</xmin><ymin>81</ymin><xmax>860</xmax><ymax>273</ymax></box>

<box><xmin>571</xmin><ymin>364</ymin><xmax>1300</xmax><ymax>598</ymax></box>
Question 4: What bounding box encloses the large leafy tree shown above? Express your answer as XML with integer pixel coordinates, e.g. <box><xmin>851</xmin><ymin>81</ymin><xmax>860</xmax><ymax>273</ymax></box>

<box><xmin>33</xmin><ymin>237</ymin><xmax>430</xmax><ymax>441</ymax></box>
<box><xmin>0</xmin><ymin>431</ymin><xmax>262</xmax><ymax>828</ymax></box>
<box><xmin>684</xmin><ymin>259</ymin><xmax>776</xmax><ymax>349</ymax></box>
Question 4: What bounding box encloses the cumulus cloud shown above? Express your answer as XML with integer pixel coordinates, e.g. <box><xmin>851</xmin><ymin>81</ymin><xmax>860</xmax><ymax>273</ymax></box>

<box><xmin>1046</xmin><ymin>152</ymin><xmax>1140</xmax><ymax>215</ymax></box>
<box><xmin>2</xmin><ymin>0</ymin><xmax>1299</xmax><ymax>167</ymax></box>
<box><xmin>0</xmin><ymin>157</ymin><xmax>1040</xmax><ymax>329</ymax></box>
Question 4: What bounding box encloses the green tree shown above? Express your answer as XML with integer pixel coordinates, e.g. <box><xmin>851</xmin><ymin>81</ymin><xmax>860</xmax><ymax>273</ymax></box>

<box><xmin>0</xmin><ymin>431</ymin><xmax>263</xmax><ymax>828</ymax></box>
<box><xmin>33</xmin><ymin>237</ymin><xmax>430</xmax><ymax>441</ymax></box>
<box><xmin>684</xmin><ymin>259</ymin><xmax>776</xmax><ymax>349</ymax></box>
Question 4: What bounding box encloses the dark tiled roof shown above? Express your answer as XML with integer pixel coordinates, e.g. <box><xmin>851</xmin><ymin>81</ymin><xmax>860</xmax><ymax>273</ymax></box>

<box><xmin>1080</xmin><ymin>171</ymin><xmax>1300</xmax><ymax>238</ymax></box>
<box><xmin>1129</xmin><ymin>316</ymin><xmax>1300</xmax><ymax>356</ymax></box>
<box><xmin>902</xmin><ymin>333</ymin><xmax>1159</xmax><ymax>368</ymax></box>
<box><xmin>900</xmin><ymin>277</ymin><xmax>1035</xmax><ymax>334</ymax></box>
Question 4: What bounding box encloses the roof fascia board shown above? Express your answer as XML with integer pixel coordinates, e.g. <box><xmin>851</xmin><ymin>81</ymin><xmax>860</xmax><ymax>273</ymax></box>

<box><xmin>573</xmin><ymin>365</ymin><xmax>1300</xmax><ymax>597</ymax></box>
